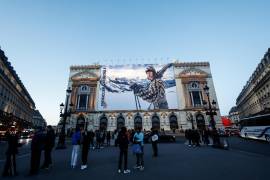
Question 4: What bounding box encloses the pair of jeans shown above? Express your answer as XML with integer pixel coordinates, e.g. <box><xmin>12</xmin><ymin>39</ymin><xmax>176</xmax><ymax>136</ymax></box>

<box><xmin>81</xmin><ymin>146</ymin><xmax>89</xmax><ymax>165</ymax></box>
<box><xmin>152</xmin><ymin>142</ymin><xmax>158</xmax><ymax>156</ymax></box>
<box><xmin>2</xmin><ymin>153</ymin><xmax>17</xmax><ymax>176</ymax></box>
<box><xmin>136</xmin><ymin>146</ymin><xmax>144</xmax><ymax>166</ymax></box>
<box><xmin>43</xmin><ymin>148</ymin><xmax>52</xmax><ymax>168</ymax></box>
<box><xmin>30</xmin><ymin>150</ymin><xmax>41</xmax><ymax>174</ymax></box>
<box><xmin>118</xmin><ymin>148</ymin><xmax>128</xmax><ymax>170</ymax></box>
<box><xmin>71</xmin><ymin>145</ymin><xmax>80</xmax><ymax>166</ymax></box>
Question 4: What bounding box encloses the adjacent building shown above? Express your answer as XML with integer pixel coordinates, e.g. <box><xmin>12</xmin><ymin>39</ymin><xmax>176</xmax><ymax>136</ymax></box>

<box><xmin>236</xmin><ymin>48</ymin><xmax>270</xmax><ymax>119</ymax></box>
<box><xmin>32</xmin><ymin>110</ymin><xmax>46</xmax><ymax>128</ymax></box>
<box><xmin>0</xmin><ymin>47</ymin><xmax>45</xmax><ymax>130</ymax></box>
<box><xmin>228</xmin><ymin>106</ymin><xmax>240</xmax><ymax>125</ymax></box>
<box><xmin>60</xmin><ymin>61</ymin><xmax>222</xmax><ymax>133</ymax></box>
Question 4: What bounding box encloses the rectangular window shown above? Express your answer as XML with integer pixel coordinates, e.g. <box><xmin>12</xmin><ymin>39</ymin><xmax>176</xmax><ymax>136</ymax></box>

<box><xmin>78</xmin><ymin>94</ymin><xmax>88</xmax><ymax>110</ymax></box>
<box><xmin>192</xmin><ymin>91</ymin><xmax>202</xmax><ymax>107</ymax></box>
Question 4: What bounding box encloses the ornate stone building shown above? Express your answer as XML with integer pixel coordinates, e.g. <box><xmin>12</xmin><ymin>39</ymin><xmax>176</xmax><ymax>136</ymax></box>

<box><xmin>62</xmin><ymin>62</ymin><xmax>221</xmax><ymax>132</ymax></box>
<box><xmin>0</xmin><ymin>48</ymin><xmax>44</xmax><ymax>129</ymax></box>
<box><xmin>228</xmin><ymin>106</ymin><xmax>240</xmax><ymax>125</ymax></box>
<box><xmin>236</xmin><ymin>48</ymin><xmax>270</xmax><ymax>118</ymax></box>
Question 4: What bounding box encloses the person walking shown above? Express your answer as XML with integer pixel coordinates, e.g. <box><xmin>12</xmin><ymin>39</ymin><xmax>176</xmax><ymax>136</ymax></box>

<box><xmin>29</xmin><ymin>127</ymin><xmax>45</xmax><ymax>176</ymax></box>
<box><xmin>95</xmin><ymin>130</ymin><xmax>101</xmax><ymax>149</ymax></box>
<box><xmin>133</xmin><ymin>128</ymin><xmax>144</xmax><ymax>171</ymax></box>
<box><xmin>202</xmin><ymin>128</ymin><xmax>210</xmax><ymax>145</ymax></box>
<box><xmin>192</xmin><ymin>129</ymin><xmax>200</xmax><ymax>147</ymax></box>
<box><xmin>185</xmin><ymin>129</ymin><xmax>192</xmax><ymax>147</ymax></box>
<box><xmin>101</xmin><ymin>130</ymin><xmax>106</xmax><ymax>148</ymax></box>
<box><xmin>150</xmin><ymin>129</ymin><xmax>159</xmax><ymax>157</ymax></box>
<box><xmin>106</xmin><ymin>131</ymin><xmax>111</xmax><ymax>146</ymax></box>
<box><xmin>89</xmin><ymin>130</ymin><xmax>95</xmax><ymax>149</ymax></box>
<box><xmin>117</xmin><ymin>127</ymin><xmax>130</xmax><ymax>174</ymax></box>
<box><xmin>2</xmin><ymin>127</ymin><xmax>19</xmax><ymax>177</ymax></box>
<box><xmin>81</xmin><ymin>129</ymin><xmax>91</xmax><ymax>170</ymax></box>
<box><xmin>71</xmin><ymin>127</ymin><xmax>81</xmax><ymax>168</ymax></box>
<box><xmin>41</xmin><ymin>125</ymin><xmax>55</xmax><ymax>169</ymax></box>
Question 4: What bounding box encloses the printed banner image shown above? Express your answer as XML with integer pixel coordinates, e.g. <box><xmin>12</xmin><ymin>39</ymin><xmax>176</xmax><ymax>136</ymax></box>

<box><xmin>98</xmin><ymin>64</ymin><xmax>178</xmax><ymax>110</ymax></box>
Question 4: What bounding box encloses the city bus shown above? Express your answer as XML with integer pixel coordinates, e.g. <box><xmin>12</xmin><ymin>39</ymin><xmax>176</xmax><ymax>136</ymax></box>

<box><xmin>239</xmin><ymin>114</ymin><xmax>270</xmax><ymax>143</ymax></box>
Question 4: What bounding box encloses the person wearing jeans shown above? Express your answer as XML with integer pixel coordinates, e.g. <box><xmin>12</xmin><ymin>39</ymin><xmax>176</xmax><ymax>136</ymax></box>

<box><xmin>133</xmin><ymin>128</ymin><xmax>144</xmax><ymax>171</ymax></box>
<box><xmin>71</xmin><ymin>127</ymin><xmax>81</xmax><ymax>168</ymax></box>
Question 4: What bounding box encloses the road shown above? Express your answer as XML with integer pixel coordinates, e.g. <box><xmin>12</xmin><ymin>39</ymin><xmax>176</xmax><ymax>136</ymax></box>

<box><xmin>0</xmin><ymin>136</ymin><xmax>269</xmax><ymax>179</ymax></box>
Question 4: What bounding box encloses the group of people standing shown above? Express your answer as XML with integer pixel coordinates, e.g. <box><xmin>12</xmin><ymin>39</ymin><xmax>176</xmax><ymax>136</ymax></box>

<box><xmin>2</xmin><ymin>125</ymin><xmax>160</xmax><ymax>177</ymax></box>
<box><xmin>2</xmin><ymin>125</ymin><xmax>55</xmax><ymax>177</ymax></box>
<box><xmin>116</xmin><ymin>127</ymin><xmax>160</xmax><ymax>174</ymax></box>
<box><xmin>185</xmin><ymin>128</ymin><xmax>222</xmax><ymax>147</ymax></box>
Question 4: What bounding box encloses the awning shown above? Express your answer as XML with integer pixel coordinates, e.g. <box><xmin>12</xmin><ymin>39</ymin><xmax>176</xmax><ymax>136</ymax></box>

<box><xmin>221</xmin><ymin>116</ymin><xmax>232</xmax><ymax>127</ymax></box>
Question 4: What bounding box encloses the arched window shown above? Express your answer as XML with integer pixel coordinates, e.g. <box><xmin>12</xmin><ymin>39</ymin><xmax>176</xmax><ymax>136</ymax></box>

<box><xmin>76</xmin><ymin>85</ymin><xmax>90</xmax><ymax>110</ymax></box>
<box><xmin>152</xmin><ymin>114</ymin><xmax>160</xmax><ymax>130</ymax></box>
<box><xmin>134</xmin><ymin>114</ymin><xmax>143</xmax><ymax>129</ymax></box>
<box><xmin>188</xmin><ymin>82</ymin><xmax>203</xmax><ymax>107</ymax></box>
<box><xmin>100</xmin><ymin>115</ymin><xmax>108</xmax><ymax>130</ymax></box>
<box><xmin>117</xmin><ymin>114</ymin><xmax>125</xmax><ymax>130</ymax></box>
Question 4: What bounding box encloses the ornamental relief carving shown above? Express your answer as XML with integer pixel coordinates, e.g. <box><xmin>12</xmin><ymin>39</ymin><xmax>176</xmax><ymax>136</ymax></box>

<box><xmin>176</xmin><ymin>68</ymin><xmax>209</xmax><ymax>79</ymax></box>
<box><xmin>71</xmin><ymin>71</ymin><xmax>98</xmax><ymax>81</ymax></box>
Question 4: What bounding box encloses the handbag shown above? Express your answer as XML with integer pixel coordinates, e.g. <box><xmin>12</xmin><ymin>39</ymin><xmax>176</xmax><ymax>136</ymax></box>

<box><xmin>132</xmin><ymin>144</ymin><xmax>142</xmax><ymax>154</ymax></box>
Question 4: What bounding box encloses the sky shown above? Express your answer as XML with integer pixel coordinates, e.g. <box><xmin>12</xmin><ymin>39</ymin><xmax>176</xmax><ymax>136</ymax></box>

<box><xmin>0</xmin><ymin>0</ymin><xmax>270</xmax><ymax>125</ymax></box>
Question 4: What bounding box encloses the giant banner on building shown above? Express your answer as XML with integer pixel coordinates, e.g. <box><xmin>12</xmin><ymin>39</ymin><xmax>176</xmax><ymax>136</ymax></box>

<box><xmin>98</xmin><ymin>64</ymin><xmax>177</xmax><ymax>110</ymax></box>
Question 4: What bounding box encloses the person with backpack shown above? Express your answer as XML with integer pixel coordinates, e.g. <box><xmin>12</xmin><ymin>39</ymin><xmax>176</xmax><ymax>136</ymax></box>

<box><xmin>133</xmin><ymin>127</ymin><xmax>144</xmax><ymax>171</ymax></box>
<box><xmin>150</xmin><ymin>128</ymin><xmax>159</xmax><ymax>157</ymax></box>
<box><xmin>71</xmin><ymin>127</ymin><xmax>81</xmax><ymax>168</ymax></box>
<box><xmin>117</xmin><ymin>127</ymin><xmax>130</xmax><ymax>174</ymax></box>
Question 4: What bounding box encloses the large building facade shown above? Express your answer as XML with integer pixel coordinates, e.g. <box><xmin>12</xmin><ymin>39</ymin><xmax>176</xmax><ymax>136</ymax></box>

<box><xmin>0</xmin><ymin>48</ymin><xmax>45</xmax><ymax>129</ymax></box>
<box><xmin>61</xmin><ymin>62</ymin><xmax>221</xmax><ymax>132</ymax></box>
<box><xmin>236</xmin><ymin>48</ymin><xmax>270</xmax><ymax>119</ymax></box>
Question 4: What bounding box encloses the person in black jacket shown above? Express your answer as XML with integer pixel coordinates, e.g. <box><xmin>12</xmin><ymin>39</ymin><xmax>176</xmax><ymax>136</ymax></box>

<box><xmin>150</xmin><ymin>129</ymin><xmax>159</xmax><ymax>157</ymax></box>
<box><xmin>81</xmin><ymin>130</ymin><xmax>91</xmax><ymax>170</ymax></box>
<box><xmin>28</xmin><ymin>127</ymin><xmax>45</xmax><ymax>176</ymax></box>
<box><xmin>2</xmin><ymin>127</ymin><xmax>19</xmax><ymax>177</ymax></box>
<box><xmin>117</xmin><ymin>127</ymin><xmax>130</xmax><ymax>174</ymax></box>
<box><xmin>41</xmin><ymin>125</ymin><xmax>55</xmax><ymax>169</ymax></box>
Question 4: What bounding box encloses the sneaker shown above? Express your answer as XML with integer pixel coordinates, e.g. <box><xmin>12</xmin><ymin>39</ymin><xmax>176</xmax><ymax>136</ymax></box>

<box><xmin>81</xmin><ymin>165</ymin><xmax>87</xmax><ymax>170</ymax></box>
<box><xmin>124</xmin><ymin>169</ymin><xmax>131</xmax><ymax>174</ymax></box>
<box><xmin>118</xmin><ymin>169</ymin><xmax>121</xmax><ymax>173</ymax></box>
<box><xmin>133</xmin><ymin>165</ymin><xmax>140</xmax><ymax>169</ymax></box>
<box><xmin>139</xmin><ymin>166</ymin><xmax>144</xmax><ymax>171</ymax></box>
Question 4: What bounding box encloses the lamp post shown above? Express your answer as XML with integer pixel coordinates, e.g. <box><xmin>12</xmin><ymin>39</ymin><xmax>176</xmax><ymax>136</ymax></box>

<box><xmin>203</xmin><ymin>85</ymin><xmax>217</xmax><ymax>130</ymax></box>
<box><xmin>56</xmin><ymin>88</ymin><xmax>73</xmax><ymax>149</ymax></box>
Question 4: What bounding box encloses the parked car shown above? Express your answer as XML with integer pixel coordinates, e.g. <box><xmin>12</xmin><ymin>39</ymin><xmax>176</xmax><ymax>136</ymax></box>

<box><xmin>144</xmin><ymin>132</ymin><xmax>176</xmax><ymax>143</ymax></box>
<box><xmin>19</xmin><ymin>130</ymin><xmax>34</xmax><ymax>139</ymax></box>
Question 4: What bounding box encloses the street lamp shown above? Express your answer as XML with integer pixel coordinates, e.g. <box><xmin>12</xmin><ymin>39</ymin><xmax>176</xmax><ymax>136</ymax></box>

<box><xmin>56</xmin><ymin>87</ymin><xmax>73</xmax><ymax>149</ymax></box>
<box><xmin>203</xmin><ymin>84</ymin><xmax>217</xmax><ymax>130</ymax></box>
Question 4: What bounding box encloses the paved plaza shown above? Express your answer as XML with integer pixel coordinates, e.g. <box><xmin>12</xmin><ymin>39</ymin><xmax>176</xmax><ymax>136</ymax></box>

<box><xmin>0</xmin><ymin>137</ymin><xmax>270</xmax><ymax>180</ymax></box>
